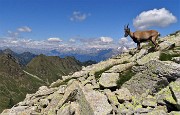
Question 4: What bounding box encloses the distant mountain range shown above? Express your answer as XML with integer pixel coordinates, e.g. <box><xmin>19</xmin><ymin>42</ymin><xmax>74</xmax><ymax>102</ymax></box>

<box><xmin>0</xmin><ymin>47</ymin><xmax>122</xmax><ymax>62</ymax></box>
<box><xmin>0</xmin><ymin>48</ymin><xmax>37</xmax><ymax>66</ymax></box>
<box><xmin>48</xmin><ymin>48</ymin><xmax>121</xmax><ymax>62</ymax></box>
<box><xmin>0</xmin><ymin>49</ymin><xmax>92</xmax><ymax>112</ymax></box>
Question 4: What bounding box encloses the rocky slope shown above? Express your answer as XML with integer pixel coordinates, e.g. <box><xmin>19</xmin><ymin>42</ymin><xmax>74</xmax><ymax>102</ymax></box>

<box><xmin>2</xmin><ymin>30</ymin><xmax>180</xmax><ymax>115</ymax></box>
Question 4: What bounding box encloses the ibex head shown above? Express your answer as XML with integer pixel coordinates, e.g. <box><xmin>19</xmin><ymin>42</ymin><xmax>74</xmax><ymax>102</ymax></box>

<box><xmin>124</xmin><ymin>24</ymin><xmax>130</xmax><ymax>37</ymax></box>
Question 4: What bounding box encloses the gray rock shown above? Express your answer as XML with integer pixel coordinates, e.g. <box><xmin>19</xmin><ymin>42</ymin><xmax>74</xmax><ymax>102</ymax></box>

<box><xmin>169</xmin><ymin>111</ymin><xmax>180</xmax><ymax>115</ymax></box>
<box><xmin>43</xmin><ymin>92</ymin><xmax>63</xmax><ymax>114</ymax></box>
<box><xmin>124</xmin><ymin>101</ymin><xmax>134</xmax><ymax>110</ymax></box>
<box><xmin>137</xmin><ymin>51</ymin><xmax>160</xmax><ymax>65</ymax></box>
<box><xmin>115</xmin><ymin>88</ymin><xmax>132</xmax><ymax>102</ymax></box>
<box><xmin>159</xmin><ymin>41</ymin><xmax>175</xmax><ymax>50</ymax></box>
<box><xmin>169</xmin><ymin>79</ymin><xmax>180</xmax><ymax>110</ymax></box>
<box><xmin>122</xmin><ymin>72</ymin><xmax>167</xmax><ymax>95</ymax></box>
<box><xmin>99</xmin><ymin>73</ymin><xmax>119</xmax><ymax>88</ymax></box>
<box><xmin>56</xmin><ymin>81</ymin><xmax>79</xmax><ymax>109</ymax></box>
<box><xmin>78</xmin><ymin>85</ymin><xmax>113</xmax><ymax>115</ymax></box>
<box><xmin>57</xmin><ymin>85</ymin><xmax>67</xmax><ymax>94</ymax></box>
<box><xmin>123</xmin><ymin>60</ymin><xmax>180</xmax><ymax>95</ymax></box>
<box><xmin>57</xmin><ymin>103</ymin><xmax>71</xmax><ymax>115</ymax></box>
<box><xmin>142</xmin><ymin>95</ymin><xmax>157</xmax><ymax>107</ymax></box>
<box><xmin>105</xmin><ymin>62</ymin><xmax>135</xmax><ymax>73</ymax></box>
<box><xmin>35</xmin><ymin>86</ymin><xmax>57</xmax><ymax>97</ymax></box>
<box><xmin>104</xmin><ymin>89</ymin><xmax>119</xmax><ymax>106</ymax></box>
<box><xmin>39</xmin><ymin>99</ymin><xmax>49</xmax><ymax>108</ymax></box>
<box><xmin>67</xmin><ymin>79</ymin><xmax>76</xmax><ymax>86</ymax></box>
<box><xmin>134</xmin><ymin>107</ymin><xmax>153</xmax><ymax>114</ymax></box>
<box><xmin>172</xmin><ymin>57</ymin><xmax>180</xmax><ymax>64</ymax></box>
<box><xmin>144</xmin><ymin>60</ymin><xmax>180</xmax><ymax>80</ymax></box>
<box><xmin>70</xmin><ymin>102</ymin><xmax>81</xmax><ymax>115</ymax></box>
<box><xmin>56</xmin><ymin>81</ymin><xmax>112</xmax><ymax>115</ymax></box>
<box><xmin>50</xmin><ymin>79</ymin><xmax>64</xmax><ymax>88</ymax></box>
<box><xmin>131</xmin><ymin>49</ymin><xmax>148</xmax><ymax>61</ymax></box>
<box><xmin>147</xmin><ymin>110</ymin><xmax>167</xmax><ymax>115</ymax></box>
<box><xmin>156</xmin><ymin>86</ymin><xmax>177</xmax><ymax>106</ymax></box>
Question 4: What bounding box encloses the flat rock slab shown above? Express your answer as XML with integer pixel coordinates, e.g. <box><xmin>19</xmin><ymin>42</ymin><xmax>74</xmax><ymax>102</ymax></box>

<box><xmin>105</xmin><ymin>62</ymin><xmax>135</xmax><ymax>73</ymax></box>
<box><xmin>99</xmin><ymin>73</ymin><xmax>119</xmax><ymax>88</ymax></box>
<box><xmin>137</xmin><ymin>51</ymin><xmax>160</xmax><ymax>65</ymax></box>
<box><xmin>142</xmin><ymin>95</ymin><xmax>157</xmax><ymax>107</ymax></box>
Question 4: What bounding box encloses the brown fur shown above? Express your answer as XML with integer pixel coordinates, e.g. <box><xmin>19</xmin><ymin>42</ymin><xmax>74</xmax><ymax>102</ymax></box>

<box><xmin>124</xmin><ymin>25</ymin><xmax>160</xmax><ymax>50</ymax></box>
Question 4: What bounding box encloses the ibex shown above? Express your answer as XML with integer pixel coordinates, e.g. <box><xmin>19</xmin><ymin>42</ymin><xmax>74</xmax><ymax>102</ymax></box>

<box><xmin>124</xmin><ymin>24</ymin><xmax>160</xmax><ymax>50</ymax></box>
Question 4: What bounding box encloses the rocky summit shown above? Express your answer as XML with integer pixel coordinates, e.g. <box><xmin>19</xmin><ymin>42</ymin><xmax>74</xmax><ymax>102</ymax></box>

<box><xmin>1</xmin><ymin>31</ymin><xmax>180</xmax><ymax>115</ymax></box>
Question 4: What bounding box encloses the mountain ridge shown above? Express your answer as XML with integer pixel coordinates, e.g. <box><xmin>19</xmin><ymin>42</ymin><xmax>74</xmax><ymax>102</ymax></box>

<box><xmin>0</xmin><ymin>52</ymin><xmax>85</xmax><ymax>112</ymax></box>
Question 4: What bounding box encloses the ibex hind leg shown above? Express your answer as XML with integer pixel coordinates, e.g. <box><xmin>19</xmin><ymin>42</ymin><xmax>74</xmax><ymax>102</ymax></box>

<box><xmin>137</xmin><ymin>42</ymin><xmax>141</xmax><ymax>50</ymax></box>
<box><xmin>150</xmin><ymin>36</ymin><xmax>159</xmax><ymax>50</ymax></box>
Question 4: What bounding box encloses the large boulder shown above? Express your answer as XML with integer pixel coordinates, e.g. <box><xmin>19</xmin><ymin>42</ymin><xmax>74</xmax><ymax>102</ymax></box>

<box><xmin>137</xmin><ymin>51</ymin><xmax>160</xmax><ymax>65</ymax></box>
<box><xmin>169</xmin><ymin>79</ymin><xmax>180</xmax><ymax>110</ymax></box>
<box><xmin>56</xmin><ymin>81</ymin><xmax>112</xmax><ymax>115</ymax></box>
<box><xmin>130</xmin><ymin>49</ymin><xmax>148</xmax><ymax>61</ymax></box>
<box><xmin>144</xmin><ymin>60</ymin><xmax>180</xmax><ymax>80</ymax></box>
<box><xmin>105</xmin><ymin>62</ymin><xmax>135</xmax><ymax>73</ymax></box>
<box><xmin>114</xmin><ymin>88</ymin><xmax>132</xmax><ymax>102</ymax></box>
<box><xmin>159</xmin><ymin>41</ymin><xmax>175</xmax><ymax>50</ymax></box>
<box><xmin>99</xmin><ymin>73</ymin><xmax>119</xmax><ymax>88</ymax></box>
<box><xmin>104</xmin><ymin>89</ymin><xmax>119</xmax><ymax>106</ymax></box>
<box><xmin>124</xmin><ymin>60</ymin><xmax>180</xmax><ymax>95</ymax></box>
<box><xmin>122</xmin><ymin>71</ymin><xmax>168</xmax><ymax>95</ymax></box>
<box><xmin>78</xmin><ymin>86</ymin><xmax>112</xmax><ymax>115</ymax></box>
<box><xmin>142</xmin><ymin>95</ymin><xmax>157</xmax><ymax>108</ymax></box>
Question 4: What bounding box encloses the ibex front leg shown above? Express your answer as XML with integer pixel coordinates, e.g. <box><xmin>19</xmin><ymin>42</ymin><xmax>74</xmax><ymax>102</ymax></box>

<box><xmin>137</xmin><ymin>42</ymin><xmax>141</xmax><ymax>50</ymax></box>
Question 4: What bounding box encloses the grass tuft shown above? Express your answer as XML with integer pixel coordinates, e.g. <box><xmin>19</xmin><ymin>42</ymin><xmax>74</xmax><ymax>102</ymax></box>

<box><xmin>159</xmin><ymin>52</ymin><xmax>180</xmax><ymax>61</ymax></box>
<box><xmin>116</xmin><ymin>69</ymin><xmax>135</xmax><ymax>88</ymax></box>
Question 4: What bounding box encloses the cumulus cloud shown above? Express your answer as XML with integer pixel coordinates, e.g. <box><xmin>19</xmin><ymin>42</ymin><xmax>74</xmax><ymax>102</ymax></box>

<box><xmin>70</xmin><ymin>11</ymin><xmax>90</xmax><ymax>22</ymax></box>
<box><xmin>133</xmin><ymin>8</ymin><xmax>177</xmax><ymax>30</ymax></box>
<box><xmin>17</xmin><ymin>26</ymin><xmax>32</xmax><ymax>32</ymax></box>
<box><xmin>47</xmin><ymin>37</ymin><xmax>62</xmax><ymax>42</ymax></box>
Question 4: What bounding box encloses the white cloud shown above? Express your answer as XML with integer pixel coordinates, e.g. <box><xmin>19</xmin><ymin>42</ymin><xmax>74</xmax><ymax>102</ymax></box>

<box><xmin>70</xmin><ymin>11</ymin><xmax>90</xmax><ymax>22</ymax></box>
<box><xmin>47</xmin><ymin>37</ymin><xmax>62</xmax><ymax>42</ymax></box>
<box><xmin>17</xmin><ymin>26</ymin><xmax>32</xmax><ymax>32</ymax></box>
<box><xmin>119</xmin><ymin>37</ymin><xmax>128</xmax><ymax>44</ymax></box>
<box><xmin>118</xmin><ymin>37</ymin><xmax>136</xmax><ymax>50</ymax></box>
<box><xmin>100</xmin><ymin>37</ymin><xmax>113</xmax><ymax>43</ymax></box>
<box><xmin>133</xmin><ymin>8</ymin><xmax>177</xmax><ymax>30</ymax></box>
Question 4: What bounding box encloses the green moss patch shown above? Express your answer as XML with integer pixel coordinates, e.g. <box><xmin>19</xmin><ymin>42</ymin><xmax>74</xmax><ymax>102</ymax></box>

<box><xmin>116</xmin><ymin>69</ymin><xmax>135</xmax><ymax>88</ymax></box>
<box><xmin>159</xmin><ymin>52</ymin><xmax>180</xmax><ymax>61</ymax></box>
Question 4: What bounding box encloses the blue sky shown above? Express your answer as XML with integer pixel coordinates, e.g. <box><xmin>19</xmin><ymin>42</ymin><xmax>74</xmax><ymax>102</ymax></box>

<box><xmin>0</xmin><ymin>0</ymin><xmax>179</xmax><ymax>52</ymax></box>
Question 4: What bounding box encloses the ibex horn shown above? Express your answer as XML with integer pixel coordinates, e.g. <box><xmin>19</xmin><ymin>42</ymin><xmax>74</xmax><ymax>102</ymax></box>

<box><xmin>127</xmin><ymin>24</ymin><xmax>129</xmax><ymax>28</ymax></box>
